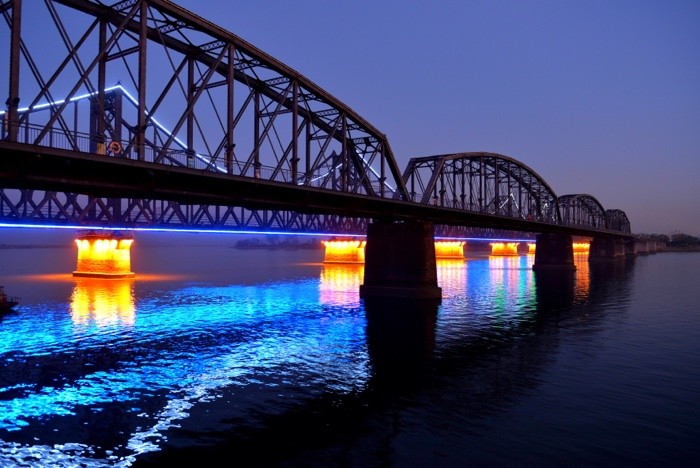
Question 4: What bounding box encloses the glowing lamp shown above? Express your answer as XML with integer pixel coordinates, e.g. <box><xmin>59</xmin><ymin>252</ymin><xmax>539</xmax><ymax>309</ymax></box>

<box><xmin>528</xmin><ymin>243</ymin><xmax>536</xmax><ymax>255</ymax></box>
<box><xmin>434</xmin><ymin>241</ymin><xmax>465</xmax><ymax>259</ymax></box>
<box><xmin>73</xmin><ymin>231</ymin><xmax>135</xmax><ymax>278</ymax></box>
<box><xmin>490</xmin><ymin>242</ymin><xmax>519</xmax><ymax>256</ymax></box>
<box><xmin>322</xmin><ymin>239</ymin><xmax>366</xmax><ymax>263</ymax></box>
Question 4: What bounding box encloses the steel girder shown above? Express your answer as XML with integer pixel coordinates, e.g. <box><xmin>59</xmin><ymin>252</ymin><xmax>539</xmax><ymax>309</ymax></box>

<box><xmin>0</xmin><ymin>0</ymin><xmax>408</xmax><ymax>199</ymax></box>
<box><xmin>0</xmin><ymin>187</ymin><xmax>534</xmax><ymax>239</ymax></box>
<box><xmin>402</xmin><ymin>152</ymin><xmax>561</xmax><ymax>224</ymax></box>
<box><xmin>0</xmin><ymin>188</ymin><xmax>370</xmax><ymax>234</ymax></box>
<box><xmin>0</xmin><ymin>187</ymin><xmax>540</xmax><ymax>241</ymax></box>
<box><xmin>558</xmin><ymin>194</ymin><xmax>607</xmax><ymax>230</ymax></box>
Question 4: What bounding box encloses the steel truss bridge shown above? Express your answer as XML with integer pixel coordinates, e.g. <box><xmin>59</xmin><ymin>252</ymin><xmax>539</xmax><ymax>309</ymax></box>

<box><xmin>0</xmin><ymin>0</ymin><xmax>631</xmax><ymax>240</ymax></box>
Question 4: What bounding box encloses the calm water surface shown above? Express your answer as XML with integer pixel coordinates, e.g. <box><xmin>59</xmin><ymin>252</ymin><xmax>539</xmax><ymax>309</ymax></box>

<box><xmin>0</xmin><ymin>232</ymin><xmax>698</xmax><ymax>467</ymax></box>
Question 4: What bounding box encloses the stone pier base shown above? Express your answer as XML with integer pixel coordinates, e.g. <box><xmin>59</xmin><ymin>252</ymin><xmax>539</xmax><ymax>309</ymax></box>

<box><xmin>359</xmin><ymin>220</ymin><xmax>442</xmax><ymax>300</ymax></box>
<box><xmin>590</xmin><ymin>237</ymin><xmax>626</xmax><ymax>261</ymax></box>
<box><xmin>532</xmin><ymin>233</ymin><xmax>575</xmax><ymax>271</ymax></box>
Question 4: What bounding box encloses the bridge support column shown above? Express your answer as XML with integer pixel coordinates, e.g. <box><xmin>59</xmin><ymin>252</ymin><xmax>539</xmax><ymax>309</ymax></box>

<box><xmin>359</xmin><ymin>220</ymin><xmax>442</xmax><ymax>300</ymax></box>
<box><xmin>532</xmin><ymin>233</ymin><xmax>575</xmax><ymax>271</ymax></box>
<box><xmin>590</xmin><ymin>237</ymin><xmax>626</xmax><ymax>261</ymax></box>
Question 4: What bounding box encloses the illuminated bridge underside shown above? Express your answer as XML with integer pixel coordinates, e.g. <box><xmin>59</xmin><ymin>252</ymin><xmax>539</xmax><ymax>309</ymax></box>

<box><xmin>0</xmin><ymin>188</ymin><xmax>532</xmax><ymax>239</ymax></box>
<box><xmin>0</xmin><ymin>0</ymin><xmax>631</xmax><ymax>240</ymax></box>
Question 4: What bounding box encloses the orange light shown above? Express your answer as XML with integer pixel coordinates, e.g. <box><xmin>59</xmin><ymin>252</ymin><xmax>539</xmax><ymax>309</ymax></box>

<box><xmin>319</xmin><ymin>263</ymin><xmax>364</xmax><ymax>303</ymax></box>
<box><xmin>490</xmin><ymin>242</ymin><xmax>519</xmax><ymax>256</ymax></box>
<box><xmin>528</xmin><ymin>243</ymin><xmax>536</xmax><ymax>254</ymax></box>
<box><xmin>70</xmin><ymin>278</ymin><xmax>135</xmax><ymax>326</ymax></box>
<box><xmin>434</xmin><ymin>241</ymin><xmax>465</xmax><ymax>259</ymax></box>
<box><xmin>573</xmin><ymin>242</ymin><xmax>590</xmax><ymax>253</ymax></box>
<box><xmin>73</xmin><ymin>232</ymin><xmax>135</xmax><ymax>278</ymax></box>
<box><xmin>322</xmin><ymin>239</ymin><xmax>366</xmax><ymax>263</ymax></box>
<box><xmin>574</xmin><ymin>253</ymin><xmax>590</xmax><ymax>299</ymax></box>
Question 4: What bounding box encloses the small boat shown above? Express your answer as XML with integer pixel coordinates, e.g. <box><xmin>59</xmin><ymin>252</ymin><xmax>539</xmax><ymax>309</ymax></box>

<box><xmin>0</xmin><ymin>286</ymin><xmax>20</xmax><ymax>312</ymax></box>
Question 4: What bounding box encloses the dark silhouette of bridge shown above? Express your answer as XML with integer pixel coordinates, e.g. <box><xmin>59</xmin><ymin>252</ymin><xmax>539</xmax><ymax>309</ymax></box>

<box><xmin>0</xmin><ymin>0</ymin><xmax>634</xmax><ymax>298</ymax></box>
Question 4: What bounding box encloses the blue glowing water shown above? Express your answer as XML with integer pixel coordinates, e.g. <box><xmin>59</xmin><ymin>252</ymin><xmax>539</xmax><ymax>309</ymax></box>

<box><xmin>0</xmin><ymin>234</ymin><xmax>698</xmax><ymax>466</ymax></box>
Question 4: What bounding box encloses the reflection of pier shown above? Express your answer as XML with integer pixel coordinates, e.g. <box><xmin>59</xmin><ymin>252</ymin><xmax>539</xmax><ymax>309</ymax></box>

<box><xmin>70</xmin><ymin>278</ymin><xmax>136</xmax><ymax>326</ymax></box>
<box><xmin>364</xmin><ymin>297</ymin><xmax>440</xmax><ymax>384</ymax></box>
<box><xmin>319</xmin><ymin>263</ymin><xmax>364</xmax><ymax>303</ymax></box>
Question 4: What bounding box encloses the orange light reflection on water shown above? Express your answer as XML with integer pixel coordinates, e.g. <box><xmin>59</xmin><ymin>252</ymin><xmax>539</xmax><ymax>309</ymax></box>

<box><xmin>436</xmin><ymin>259</ymin><xmax>467</xmax><ymax>296</ymax></box>
<box><xmin>19</xmin><ymin>273</ymin><xmax>186</xmax><ymax>326</ymax></box>
<box><xmin>71</xmin><ymin>278</ymin><xmax>136</xmax><ymax>326</ymax></box>
<box><xmin>573</xmin><ymin>252</ymin><xmax>590</xmax><ymax>299</ymax></box>
<box><xmin>319</xmin><ymin>263</ymin><xmax>364</xmax><ymax>303</ymax></box>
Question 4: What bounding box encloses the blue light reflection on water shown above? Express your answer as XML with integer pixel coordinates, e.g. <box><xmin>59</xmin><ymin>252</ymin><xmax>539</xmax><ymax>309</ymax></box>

<box><xmin>0</xmin><ymin>254</ymin><xmax>371</xmax><ymax>465</ymax></box>
<box><xmin>1</xmin><ymin>250</ymin><xmax>540</xmax><ymax>465</ymax></box>
<box><xmin>2</xmin><ymin>245</ymin><xmax>699</xmax><ymax>466</ymax></box>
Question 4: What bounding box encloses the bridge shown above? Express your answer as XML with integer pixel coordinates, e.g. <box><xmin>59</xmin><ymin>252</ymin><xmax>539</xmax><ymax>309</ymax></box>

<box><xmin>0</xmin><ymin>0</ymin><xmax>633</xmax><ymax>299</ymax></box>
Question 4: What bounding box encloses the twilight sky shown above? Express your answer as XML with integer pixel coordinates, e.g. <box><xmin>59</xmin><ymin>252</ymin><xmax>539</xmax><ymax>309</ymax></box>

<box><xmin>174</xmin><ymin>0</ymin><xmax>700</xmax><ymax>236</ymax></box>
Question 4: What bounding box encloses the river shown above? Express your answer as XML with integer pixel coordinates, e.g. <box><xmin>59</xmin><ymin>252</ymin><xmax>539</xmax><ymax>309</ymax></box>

<box><xmin>0</xmin><ymin>231</ymin><xmax>698</xmax><ymax>466</ymax></box>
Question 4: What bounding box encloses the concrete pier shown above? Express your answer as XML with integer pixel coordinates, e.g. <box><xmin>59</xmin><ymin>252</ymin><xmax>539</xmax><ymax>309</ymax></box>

<box><xmin>73</xmin><ymin>231</ymin><xmax>135</xmax><ymax>278</ymax></box>
<box><xmin>589</xmin><ymin>236</ymin><xmax>626</xmax><ymax>261</ymax></box>
<box><xmin>532</xmin><ymin>233</ymin><xmax>575</xmax><ymax>271</ymax></box>
<box><xmin>360</xmin><ymin>220</ymin><xmax>442</xmax><ymax>300</ymax></box>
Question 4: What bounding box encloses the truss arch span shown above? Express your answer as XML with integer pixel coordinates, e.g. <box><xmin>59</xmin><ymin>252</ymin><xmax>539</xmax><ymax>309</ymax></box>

<box><xmin>1</xmin><ymin>0</ymin><xmax>409</xmax><ymax>200</ymax></box>
<box><xmin>558</xmin><ymin>194</ymin><xmax>607</xmax><ymax>230</ymax></box>
<box><xmin>402</xmin><ymin>152</ymin><xmax>561</xmax><ymax>224</ymax></box>
<box><xmin>606</xmin><ymin>209</ymin><xmax>631</xmax><ymax>234</ymax></box>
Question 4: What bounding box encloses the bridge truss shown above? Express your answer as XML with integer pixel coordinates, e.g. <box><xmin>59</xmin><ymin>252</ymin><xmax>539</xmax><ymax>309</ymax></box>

<box><xmin>0</xmin><ymin>0</ymin><xmax>630</xmax><ymax>239</ymax></box>
<box><xmin>0</xmin><ymin>188</ymin><xmax>534</xmax><ymax>240</ymax></box>
<box><xmin>402</xmin><ymin>152</ymin><xmax>561</xmax><ymax>223</ymax></box>
<box><xmin>1</xmin><ymin>0</ymin><xmax>408</xmax><ymax>197</ymax></box>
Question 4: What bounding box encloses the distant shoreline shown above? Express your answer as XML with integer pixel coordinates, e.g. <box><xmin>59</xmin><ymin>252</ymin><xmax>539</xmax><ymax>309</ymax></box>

<box><xmin>0</xmin><ymin>244</ymin><xmax>66</xmax><ymax>249</ymax></box>
<box><xmin>231</xmin><ymin>238</ymin><xmax>322</xmax><ymax>250</ymax></box>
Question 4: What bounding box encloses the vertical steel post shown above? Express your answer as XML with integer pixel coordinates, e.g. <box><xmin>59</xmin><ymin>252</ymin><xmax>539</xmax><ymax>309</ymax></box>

<box><xmin>439</xmin><ymin>170</ymin><xmax>445</xmax><ymax>206</ymax></box>
<box><xmin>480</xmin><ymin>155</ymin><xmax>485</xmax><ymax>212</ymax></box>
<box><xmin>253</xmin><ymin>91</ymin><xmax>260</xmax><ymax>177</ymax></box>
<box><xmin>73</xmin><ymin>101</ymin><xmax>78</xmax><ymax>147</ymax></box>
<box><xmin>187</xmin><ymin>57</ymin><xmax>194</xmax><ymax>168</ymax></box>
<box><xmin>380</xmin><ymin>142</ymin><xmax>385</xmax><ymax>198</ymax></box>
<box><xmin>136</xmin><ymin>0</ymin><xmax>148</xmax><ymax>161</ymax></box>
<box><xmin>226</xmin><ymin>44</ymin><xmax>235</xmax><ymax>174</ymax></box>
<box><xmin>96</xmin><ymin>20</ymin><xmax>107</xmax><ymax>154</ymax></box>
<box><xmin>341</xmin><ymin>113</ymin><xmax>347</xmax><ymax>191</ymax></box>
<box><xmin>494</xmin><ymin>157</ymin><xmax>500</xmax><ymax>215</ymax></box>
<box><xmin>518</xmin><ymin>166</ymin><xmax>523</xmax><ymax>219</ymax></box>
<box><xmin>461</xmin><ymin>159</ymin><xmax>466</xmax><ymax>209</ymax></box>
<box><xmin>452</xmin><ymin>161</ymin><xmax>457</xmax><ymax>208</ymax></box>
<box><xmin>305</xmin><ymin>120</ymin><xmax>311</xmax><ymax>182</ymax></box>
<box><xmin>291</xmin><ymin>80</ymin><xmax>298</xmax><ymax>182</ymax></box>
<box><xmin>6</xmin><ymin>0</ymin><xmax>22</xmax><ymax>142</ymax></box>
